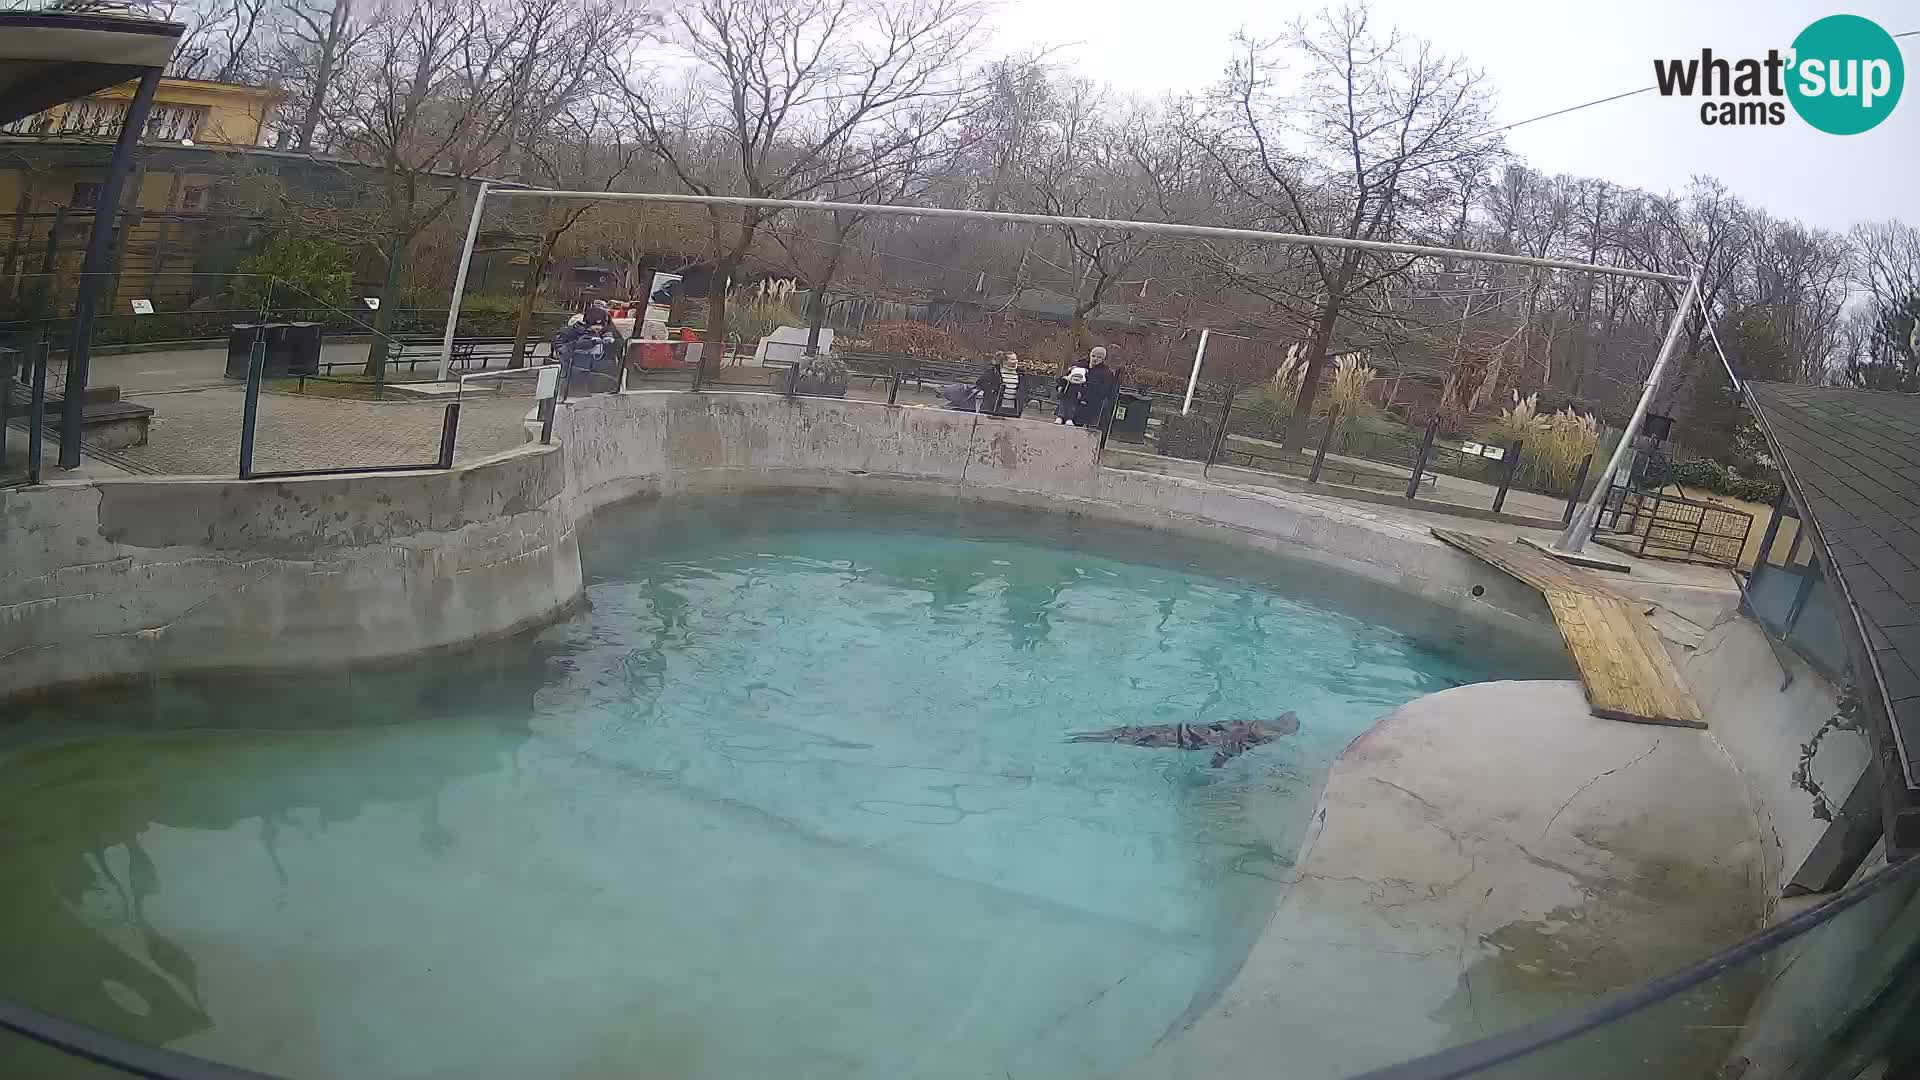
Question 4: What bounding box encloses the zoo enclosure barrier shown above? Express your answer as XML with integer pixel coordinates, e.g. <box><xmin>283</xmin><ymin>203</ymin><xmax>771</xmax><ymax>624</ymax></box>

<box><xmin>1591</xmin><ymin>484</ymin><xmax>1755</xmax><ymax>569</ymax></box>
<box><xmin>1142</xmin><ymin>391</ymin><xmax>1601</xmax><ymax>527</ymax></box>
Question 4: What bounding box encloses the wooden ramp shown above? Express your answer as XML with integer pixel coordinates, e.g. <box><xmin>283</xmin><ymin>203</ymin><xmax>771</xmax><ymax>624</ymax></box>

<box><xmin>1432</xmin><ymin>529</ymin><xmax>1705</xmax><ymax>729</ymax></box>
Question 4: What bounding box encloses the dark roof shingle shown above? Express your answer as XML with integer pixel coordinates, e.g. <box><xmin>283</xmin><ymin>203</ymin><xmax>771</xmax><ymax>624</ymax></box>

<box><xmin>1748</xmin><ymin>381</ymin><xmax>1920</xmax><ymax>794</ymax></box>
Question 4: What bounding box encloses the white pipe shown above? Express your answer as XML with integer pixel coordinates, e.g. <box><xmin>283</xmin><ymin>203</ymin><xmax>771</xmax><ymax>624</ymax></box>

<box><xmin>437</xmin><ymin>181</ymin><xmax>491</xmax><ymax>382</ymax></box>
<box><xmin>1558</xmin><ymin>266</ymin><xmax>1704</xmax><ymax>553</ymax></box>
<box><xmin>481</xmin><ymin>188</ymin><xmax>1689</xmax><ymax>285</ymax></box>
<box><xmin>1182</xmin><ymin>328</ymin><xmax>1209</xmax><ymax>415</ymax></box>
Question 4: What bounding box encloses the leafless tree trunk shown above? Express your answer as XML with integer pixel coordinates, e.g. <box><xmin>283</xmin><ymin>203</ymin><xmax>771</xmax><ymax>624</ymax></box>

<box><xmin>612</xmin><ymin>0</ymin><xmax>987</xmax><ymax>379</ymax></box>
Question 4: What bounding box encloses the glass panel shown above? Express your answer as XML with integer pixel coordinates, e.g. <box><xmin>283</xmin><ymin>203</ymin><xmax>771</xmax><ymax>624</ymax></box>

<box><xmin>0</xmin><ymin>1026</ymin><xmax>127</xmax><ymax>1079</ymax></box>
<box><xmin>1458</xmin><ymin>859</ymin><xmax>1920</xmax><ymax>1080</ymax></box>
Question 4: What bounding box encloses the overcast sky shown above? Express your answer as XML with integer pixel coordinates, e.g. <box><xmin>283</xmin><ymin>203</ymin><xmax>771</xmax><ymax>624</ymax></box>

<box><xmin>992</xmin><ymin>0</ymin><xmax>1917</xmax><ymax>234</ymax></box>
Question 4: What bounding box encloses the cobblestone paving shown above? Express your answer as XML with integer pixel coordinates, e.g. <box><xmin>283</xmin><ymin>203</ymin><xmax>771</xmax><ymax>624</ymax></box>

<box><xmin>114</xmin><ymin>386</ymin><xmax>539</xmax><ymax>476</ymax></box>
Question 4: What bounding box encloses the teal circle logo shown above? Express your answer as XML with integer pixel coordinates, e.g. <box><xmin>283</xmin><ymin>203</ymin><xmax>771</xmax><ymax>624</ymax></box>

<box><xmin>1787</xmin><ymin>15</ymin><xmax>1904</xmax><ymax>135</ymax></box>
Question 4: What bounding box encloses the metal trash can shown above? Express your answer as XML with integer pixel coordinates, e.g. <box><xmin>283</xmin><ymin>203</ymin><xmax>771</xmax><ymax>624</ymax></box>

<box><xmin>225</xmin><ymin>324</ymin><xmax>265</xmax><ymax>380</ymax></box>
<box><xmin>1109</xmin><ymin>389</ymin><xmax>1152</xmax><ymax>443</ymax></box>
<box><xmin>282</xmin><ymin>322</ymin><xmax>323</xmax><ymax>376</ymax></box>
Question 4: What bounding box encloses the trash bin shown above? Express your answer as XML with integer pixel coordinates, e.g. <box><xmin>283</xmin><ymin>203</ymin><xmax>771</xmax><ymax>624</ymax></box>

<box><xmin>283</xmin><ymin>322</ymin><xmax>323</xmax><ymax>376</ymax></box>
<box><xmin>226</xmin><ymin>323</ymin><xmax>325</xmax><ymax>379</ymax></box>
<box><xmin>1109</xmin><ymin>389</ymin><xmax>1152</xmax><ymax>443</ymax></box>
<box><xmin>225</xmin><ymin>324</ymin><xmax>265</xmax><ymax>380</ymax></box>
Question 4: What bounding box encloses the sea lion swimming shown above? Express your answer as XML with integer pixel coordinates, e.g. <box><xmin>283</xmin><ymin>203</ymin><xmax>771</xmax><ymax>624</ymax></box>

<box><xmin>1065</xmin><ymin>712</ymin><xmax>1299</xmax><ymax>767</ymax></box>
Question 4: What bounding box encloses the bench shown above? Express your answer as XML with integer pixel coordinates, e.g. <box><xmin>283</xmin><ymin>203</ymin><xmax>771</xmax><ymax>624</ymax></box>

<box><xmin>4</xmin><ymin>380</ymin><xmax>152</xmax><ymax>450</ymax></box>
<box><xmin>316</xmin><ymin>337</ymin><xmax>539</xmax><ymax>377</ymax></box>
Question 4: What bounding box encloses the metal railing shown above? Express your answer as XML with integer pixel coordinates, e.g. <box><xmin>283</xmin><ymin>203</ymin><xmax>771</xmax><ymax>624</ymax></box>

<box><xmin>0</xmin><ymin>0</ymin><xmax>174</xmax><ymax>18</ymax></box>
<box><xmin>1593</xmin><ymin>486</ymin><xmax>1753</xmax><ymax>568</ymax></box>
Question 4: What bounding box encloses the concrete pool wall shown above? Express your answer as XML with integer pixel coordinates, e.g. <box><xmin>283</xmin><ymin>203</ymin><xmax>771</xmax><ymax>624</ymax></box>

<box><xmin>0</xmin><ymin>445</ymin><xmax>580</xmax><ymax>702</ymax></box>
<box><xmin>557</xmin><ymin>391</ymin><xmax>1563</xmax><ymax>649</ymax></box>
<box><xmin>0</xmin><ymin>390</ymin><xmax>1564</xmax><ymax>702</ymax></box>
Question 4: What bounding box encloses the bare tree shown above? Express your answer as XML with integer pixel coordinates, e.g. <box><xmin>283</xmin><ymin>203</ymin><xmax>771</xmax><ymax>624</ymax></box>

<box><xmin>292</xmin><ymin>0</ymin><xmax>528</xmax><ymax>376</ymax></box>
<box><xmin>1201</xmin><ymin>3</ymin><xmax>1500</xmax><ymax>449</ymax></box>
<box><xmin>614</xmin><ymin>0</ymin><xmax>985</xmax><ymax>376</ymax></box>
<box><xmin>506</xmin><ymin>98</ymin><xmax>647</xmax><ymax>367</ymax></box>
<box><xmin>276</xmin><ymin>0</ymin><xmax>374</xmax><ymax>152</ymax></box>
<box><xmin>166</xmin><ymin>0</ymin><xmax>277</xmax><ymax>81</ymax></box>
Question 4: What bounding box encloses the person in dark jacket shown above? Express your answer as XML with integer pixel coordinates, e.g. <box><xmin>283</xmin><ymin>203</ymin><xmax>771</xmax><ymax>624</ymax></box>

<box><xmin>972</xmin><ymin>355</ymin><xmax>1007</xmax><ymax>414</ymax></box>
<box><xmin>1073</xmin><ymin>347</ymin><xmax>1118</xmax><ymax>428</ymax></box>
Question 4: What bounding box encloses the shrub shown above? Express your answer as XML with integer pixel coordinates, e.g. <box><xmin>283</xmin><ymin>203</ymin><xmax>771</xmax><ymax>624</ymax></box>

<box><xmin>1125</xmin><ymin>366</ymin><xmax>1189</xmax><ymax>394</ymax></box>
<box><xmin>726</xmin><ymin>296</ymin><xmax>800</xmax><ymax>347</ymax></box>
<box><xmin>1483</xmin><ymin>390</ymin><xmax>1550</xmax><ymax>447</ymax></box>
<box><xmin>864</xmin><ymin>320</ymin><xmax>962</xmax><ymax>358</ymax></box>
<box><xmin>234</xmin><ymin>236</ymin><xmax>353</xmax><ymax>311</ymax></box>
<box><xmin>1670</xmin><ymin>459</ymin><xmax>1782</xmax><ymax>504</ymax></box>
<box><xmin>1157</xmin><ymin>411</ymin><xmax>1218</xmax><ymax>461</ymax></box>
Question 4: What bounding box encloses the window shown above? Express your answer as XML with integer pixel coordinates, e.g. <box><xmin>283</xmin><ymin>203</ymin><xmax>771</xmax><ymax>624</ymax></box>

<box><xmin>142</xmin><ymin>104</ymin><xmax>205</xmax><ymax>143</ymax></box>
<box><xmin>58</xmin><ymin>100</ymin><xmax>126</xmax><ymax>137</ymax></box>
<box><xmin>70</xmin><ymin>182</ymin><xmax>101</xmax><ymax>209</ymax></box>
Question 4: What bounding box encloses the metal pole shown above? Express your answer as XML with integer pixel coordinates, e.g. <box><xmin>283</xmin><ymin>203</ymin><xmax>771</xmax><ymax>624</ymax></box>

<box><xmin>60</xmin><ymin>67</ymin><xmax>162</xmax><ymax>469</ymax></box>
<box><xmin>1406</xmin><ymin>415</ymin><xmax>1440</xmax><ymax>500</ymax></box>
<box><xmin>26</xmin><ymin>332</ymin><xmax>47</xmax><ymax>484</ymax></box>
<box><xmin>238</xmin><ymin>338</ymin><xmax>265</xmax><ymax>479</ymax></box>
<box><xmin>1562</xmin><ymin>454</ymin><xmax>1594</xmax><ymax>526</ymax></box>
<box><xmin>1559</xmin><ymin>266</ymin><xmax>1703</xmax><ymax>553</ymax></box>
<box><xmin>1181</xmin><ymin>328</ymin><xmax>1209</xmax><ymax>416</ymax></box>
<box><xmin>1493</xmin><ymin>439</ymin><xmax>1524</xmax><ymax>513</ymax></box>
<box><xmin>1752</xmin><ymin>488</ymin><xmax>1787</xmax><ymax>575</ymax></box>
<box><xmin>438</xmin><ymin>401</ymin><xmax>461</xmax><ymax>466</ymax></box>
<box><xmin>886</xmin><ymin>369</ymin><xmax>901</xmax><ymax>406</ymax></box>
<box><xmin>436</xmin><ymin>180</ymin><xmax>491</xmax><ymax>382</ymax></box>
<box><xmin>0</xmin><ymin>346</ymin><xmax>12</xmax><ymax>471</ymax></box>
<box><xmin>1205</xmin><ymin>389</ymin><xmax>1235</xmax><ymax>470</ymax></box>
<box><xmin>1310</xmin><ymin>404</ymin><xmax>1340</xmax><ymax>483</ymax></box>
<box><xmin>484</xmin><ymin>188</ymin><xmax>1689</xmax><ymax>285</ymax></box>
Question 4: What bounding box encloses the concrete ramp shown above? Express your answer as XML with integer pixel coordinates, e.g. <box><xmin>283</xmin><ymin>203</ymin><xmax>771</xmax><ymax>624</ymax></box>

<box><xmin>1432</xmin><ymin>528</ymin><xmax>1705</xmax><ymax>728</ymax></box>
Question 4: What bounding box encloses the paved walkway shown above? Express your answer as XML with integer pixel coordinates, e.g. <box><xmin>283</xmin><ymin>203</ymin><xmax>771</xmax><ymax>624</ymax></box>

<box><xmin>104</xmin><ymin>385</ymin><xmax>538</xmax><ymax>476</ymax></box>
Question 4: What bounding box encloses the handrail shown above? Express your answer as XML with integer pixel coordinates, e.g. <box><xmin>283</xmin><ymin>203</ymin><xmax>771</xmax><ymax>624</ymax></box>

<box><xmin>1349</xmin><ymin>850</ymin><xmax>1920</xmax><ymax>1080</ymax></box>
<box><xmin>2</xmin><ymin>845</ymin><xmax>1914</xmax><ymax>1079</ymax></box>
<box><xmin>0</xmin><ymin>995</ymin><xmax>281</xmax><ymax>1079</ymax></box>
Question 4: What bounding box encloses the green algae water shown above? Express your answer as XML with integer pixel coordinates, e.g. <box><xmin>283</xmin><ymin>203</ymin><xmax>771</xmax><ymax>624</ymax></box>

<box><xmin>0</xmin><ymin>493</ymin><xmax>1568</xmax><ymax>1079</ymax></box>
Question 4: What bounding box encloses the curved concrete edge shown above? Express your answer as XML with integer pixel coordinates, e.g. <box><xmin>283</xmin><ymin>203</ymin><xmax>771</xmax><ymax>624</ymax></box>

<box><xmin>1684</xmin><ymin>615</ymin><xmax>1869</xmax><ymax>901</ymax></box>
<box><xmin>0</xmin><ymin>443</ymin><xmax>581</xmax><ymax>702</ymax></box>
<box><xmin>1</xmin><ymin>390</ymin><xmax>1560</xmax><ymax>703</ymax></box>
<box><xmin>1129</xmin><ymin>680</ymin><xmax>1767</xmax><ymax>1080</ymax></box>
<box><xmin>556</xmin><ymin>392</ymin><xmax>1563</xmax><ymax>652</ymax></box>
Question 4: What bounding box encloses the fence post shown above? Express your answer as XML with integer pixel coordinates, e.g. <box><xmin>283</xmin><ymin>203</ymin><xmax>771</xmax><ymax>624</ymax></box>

<box><xmin>1753</xmin><ymin>487</ymin><xmax>1788</xmax><ymax>572</ymax></box>
<box><xmin>1493</xmin><ymin>438</ymin><xmax>1524</xmax><ymax>513</ymax></box>
<box><xmin>0</xmin><ymin>347</ymin><xmax>12</xmax><ymax>471</ymax></box>
<box><xmin>1562</xmin><ymin>454</ymin><xmax>1594</xmax><ymax>526</ymax></box>
<box><xmin>886</xmin><ymin>369</ymin><xmax>901</xmax><ymax>406</ymax></box>
<box><xmin>785</xmin><ymin>360</ymin><xmax>800</xmax><ymax>399</ymax></box>
<box><xmin>1310</xmin><ymin>405</ymin><xmax>1340</xmax><ymax>484</ymax></box>
<box><xmin>438</xmin><ymin>401</ymin><xmax>462</xmax><ymax>467</ymax></box>
<box><xmin>1405</xmin><ymin>414</ymin><xmax>1440</xmax><ymax>500</ymax></box>
<box><xmin>25</xmin><ymin>333</ymin><xmax>47</xmax><ymax>484</ymax></box>
<box><xmin>238</xmin><ymin>338</ymin><xmax>265</xmax><ymax>479</ymax></box>
<box><xmin>1205</xmin><ymin>388</ymin><xmax>1236</xmax><ymax>469</ymax></box>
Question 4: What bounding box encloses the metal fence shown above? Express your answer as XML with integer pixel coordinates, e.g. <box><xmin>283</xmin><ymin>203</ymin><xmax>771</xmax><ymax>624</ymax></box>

<box><xmin>1594</xmin><ymin>486</ymin><xmax>1754</xmax><ymax>568</ymax></box>
<box><xmin>1133</xmin><ymin>392</ymin><xmax>1599</xmax><ymax>526</ymax></box>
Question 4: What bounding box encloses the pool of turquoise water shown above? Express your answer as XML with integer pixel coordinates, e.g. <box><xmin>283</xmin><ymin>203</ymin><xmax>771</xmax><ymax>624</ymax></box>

<box><xmin>0</xmin><ymin>493</ymin><xmax>1569</xmax><ymax>1079</ymax></box>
